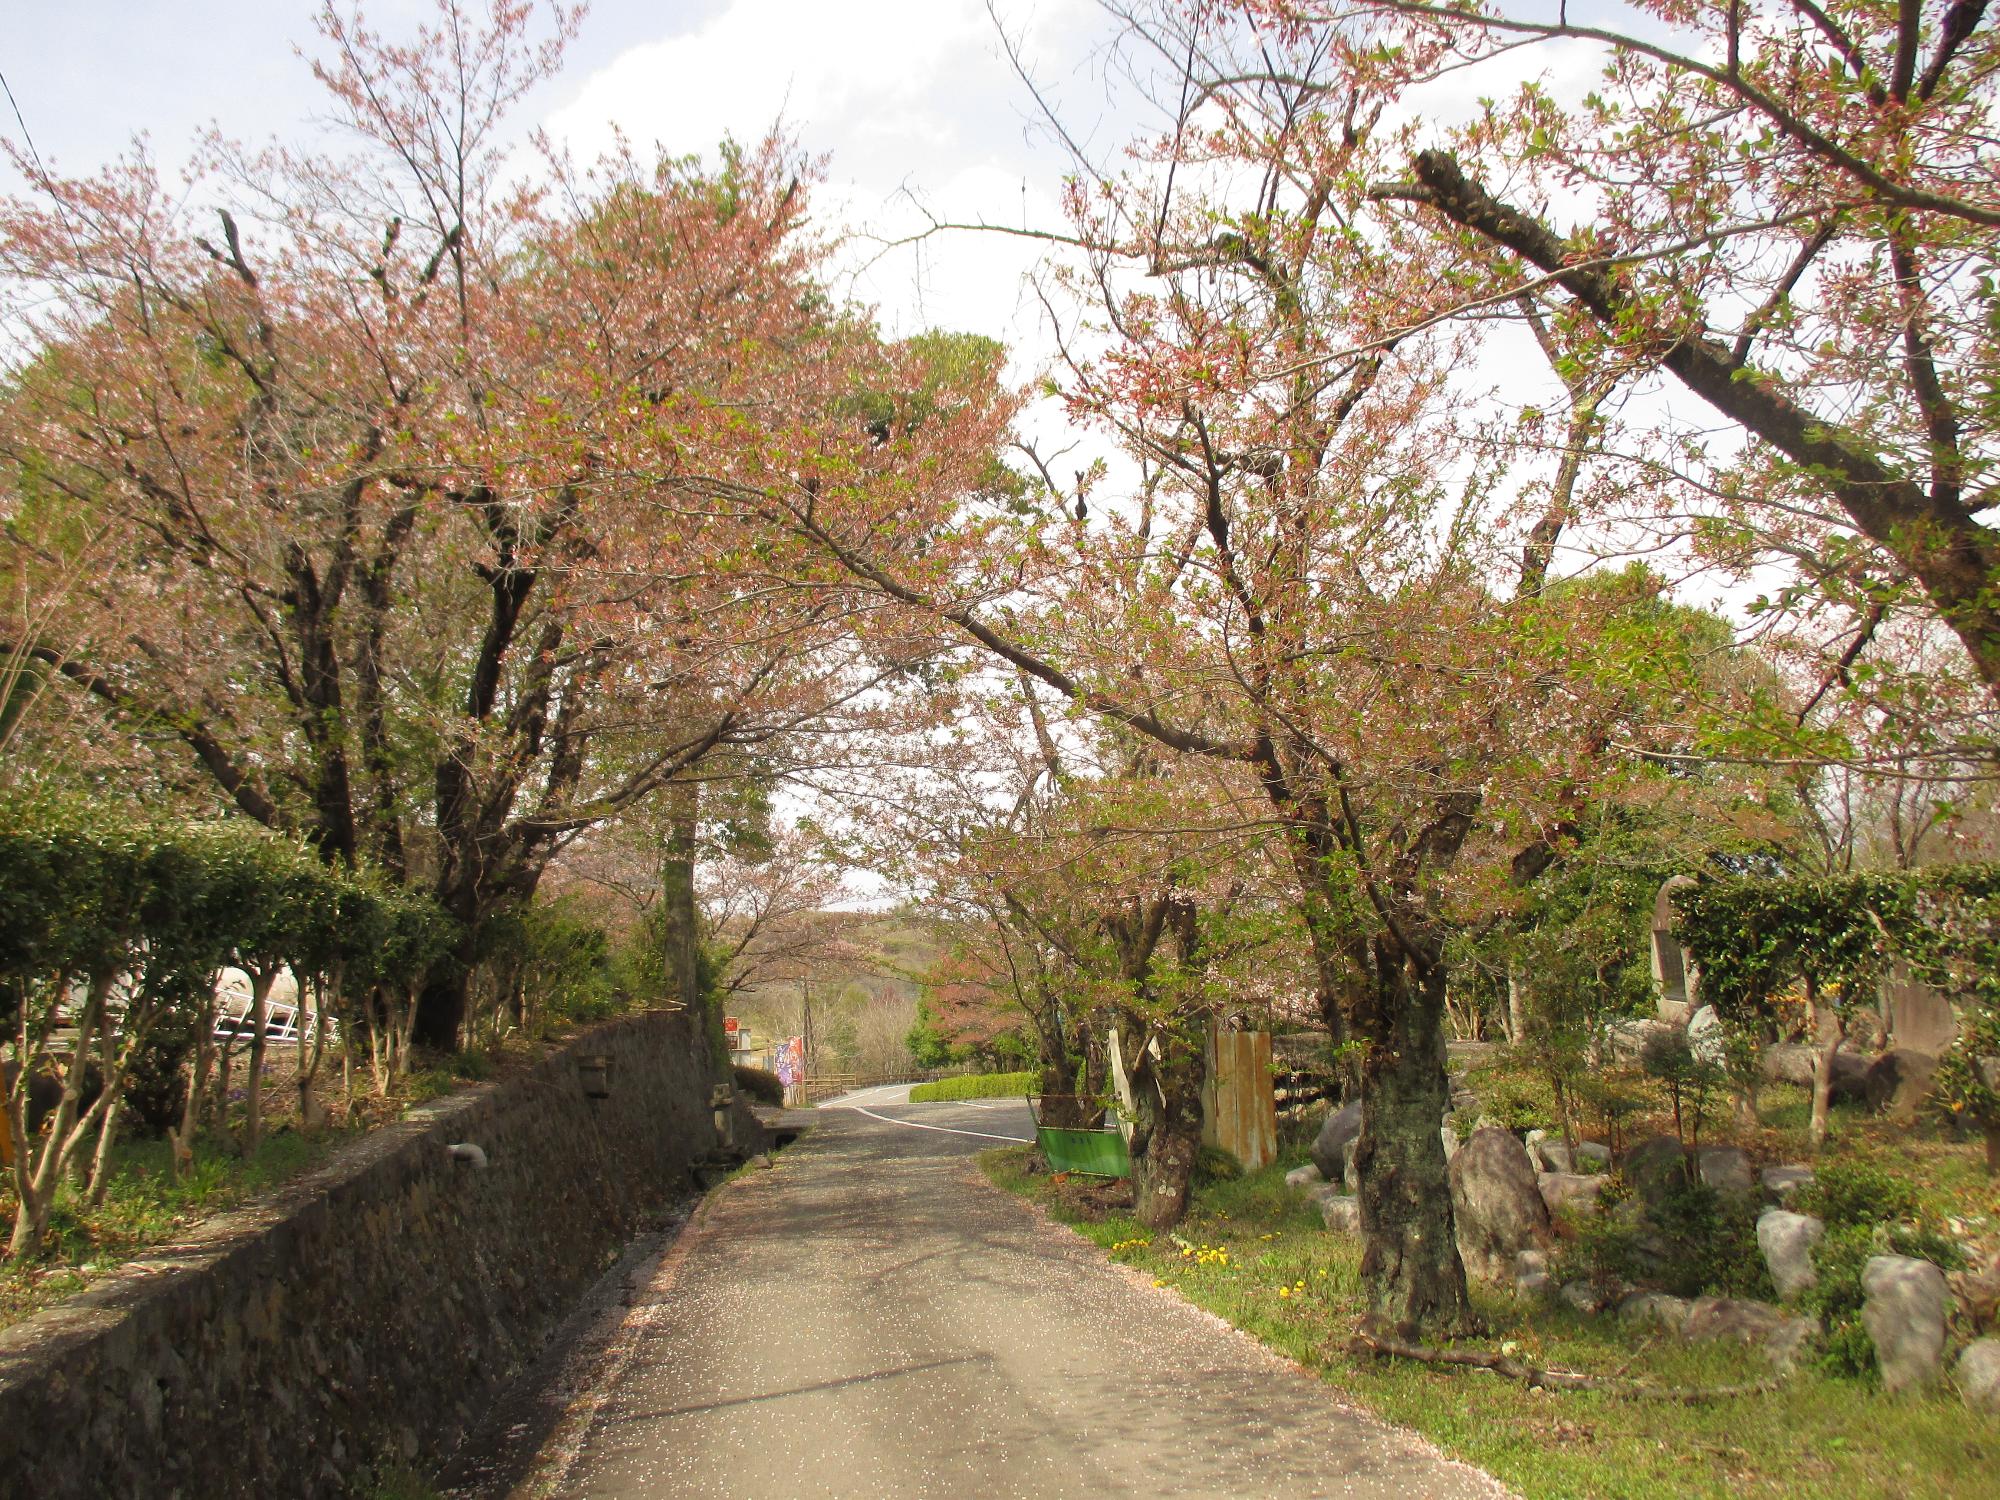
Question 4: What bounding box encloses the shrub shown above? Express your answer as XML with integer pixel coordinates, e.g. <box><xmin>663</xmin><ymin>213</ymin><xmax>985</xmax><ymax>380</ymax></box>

<box><xmin>1799</xmin><ymin>1170</ymin><xmax>1966</xmax><ymax>1379</ymax></box>
<box><xmin>734</xmin><ymin>1064</ymin><xmax>783</xmax><ymax>1106</ymax></box>
<box><xmin>1553</xmin><ymin>1172</ymin><xmax>1770</xmax><ymax>1300</ymax></box>
<box><xmin>1646</xmin><ymin>1174</ymin><xmax>1772</xmax><ymax>1299</ymax></box>
<box><xmin>1795</xmin><ymin>1159</ymin><xmax>1922</xmax><ymax>1228</ymax></box>
<box><xmin>907</xmin><ymin>1071</ymin><xmax>1038</xmax><ymax>1103</ymax></box>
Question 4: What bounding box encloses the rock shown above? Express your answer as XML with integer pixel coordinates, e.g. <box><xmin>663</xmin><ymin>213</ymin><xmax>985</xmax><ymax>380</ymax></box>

<box><xmin>1441</xmin><ymin>1125</ymin><xmax>1460</xmax><ymax>1163</ymax></box>
<box><xmin>1956</xmin><ymin>1339</ymin><xmax>2000</xmax><ymax>1415</ymax></box>
<box><xmin>1621</xmin><ymin>1133</ymin><xmax>1688</xmax><ymax>1200</ymax></box>
<box><xmin>1561</xmin><ymin>1279</ymin><xmax>1612</xmax><ymax>1315</ymax></box>
<box><xmin>1600</xmin><ymin>1017</ymin><xmax>1677</xmax><ymax>1066</ymax></box>
<box><xmin>1696</xmin><ymin>1145</ymin><xmax>1755</xmax><ymax>1197</ymax></box>
<box><xmin>1311</xmin><ymin>1100</ymin><xmax>1361</xmax><ymax>1181</ymax></box>
<box><xmin>1760</xmin><ymin>1164</ymin><xmax>1813</xmax><ymax>1205</ymax></box>
<box><xmin>1757</xmin><ymin>1209</ymin><xmax>1825</xmax><ymax>1303</ymax></box>
<box><xmin>1537</xmin><ymin>1172</ymin><xmax>1606</xmax><ymax>1217</ymax></box>
<box><xmin>1318</xmin><ymin>1191</ymin><xmax>1362</xmax><ymax>1235</ymax></box>
<box><xmin>1618</xmin><ymin>1291</ymin><xmax>1691</xmax><ymax>1333</ymax></box>
<box><xmin>1761</xmin><ymin>1043</ymin><xmax>1870</xmax><ymax>1103</ymax></box>
<box><xmin>1284</xmin><ymin>1162</ymin><xmax>1324</xmax><ymax>1191</ymax></box>
<box><xmin>1862</xmin><ymin>1255</ymin><xmax>1951</xmax><ymax>1394</ymax></box>
<box><xmin>1574</xmin><ymin>1142</ymin><xmax>1611</xmax><ymax>1172</ymax></box>
<box><xmin>1449</xmin><ymin>1127</ymin><xmax>1553</xmax><ymax>1282</ymax></box>
<box><xmin>1882</xmin><ymin>962</ymin><xmax>1958</xmax><ymax>1054</ymax></box>
<box><xmin>1765</xmin><ymin>1315</ymin><xmax>1818</xmax><ymax>1371</ymax></box>
<box><xmin>1863</xmin><ymin>1048</ymin><xmax>1938</xmax><ymax>1122</ymax></box>
<box><xmin>1526</xmin><ymin>1130</ymin><xmax>1574</xmax><ymax>1173</ymax></box>
<box><xmin>1515</xmin><ymin>1248</ymin><xmax>1556</xmax><ymax>1298</ymax></box>
<box><xmin>1342</xmin><ymin>1137</ymin><xmax>1359</xmax><ymax>1194</ymax></box>
<box><xmin>1687</xmin><ymin>1004</ymin><xmax>1726</xmax><ymax>1065</ymax></box>
<box><xmin>1684</xmin><ymin>1296</ymin><xmax>1819</xmax><ymax>1368</ymax></box>
<box><xmin>1684</xmin><ymin>1295</ymin><xmax>1788</xmax><ymax>1343</ymax></box>
<box><xmin>1947</xmin><ymin>1249</ymin><xmax>2000</xmax><ymax>1333</ymax></box>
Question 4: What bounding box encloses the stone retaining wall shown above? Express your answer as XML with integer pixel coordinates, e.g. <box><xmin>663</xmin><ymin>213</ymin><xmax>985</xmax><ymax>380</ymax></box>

<box><xmin>0</xmin><ymin>1007</ymin><xmax>725</xmax><ymax>1498</ymax></box>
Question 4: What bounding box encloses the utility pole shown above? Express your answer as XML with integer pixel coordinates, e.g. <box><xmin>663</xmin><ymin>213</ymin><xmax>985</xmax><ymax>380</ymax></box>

<box><xmin>800</xmin><ymin>976</ymin><xmax>812</xmax><ymax>1096</ymax></box>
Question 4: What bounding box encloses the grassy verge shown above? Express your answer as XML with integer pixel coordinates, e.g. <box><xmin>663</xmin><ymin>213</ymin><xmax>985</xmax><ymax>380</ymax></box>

<box><xmin>1</xmin><ymin>1131</ymin><xmax>328</xmax><ymax>1329</ymax></box>
<box><xmin>908</xmin><ymin>1070</ymin><xmax>1038</xmax><ymax>1103</ymax></box>
<box><xmin>982</xmin><ymin>1145</ymin><xmax>1999</xmax><ymax>1500</ymax></box>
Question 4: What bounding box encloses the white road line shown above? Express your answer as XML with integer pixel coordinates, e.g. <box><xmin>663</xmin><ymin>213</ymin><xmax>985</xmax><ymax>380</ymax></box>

<box><xmin>845</xmin><ymin>1103</ymin><xmax>1032</xmax><ymax>1144</ymax></box>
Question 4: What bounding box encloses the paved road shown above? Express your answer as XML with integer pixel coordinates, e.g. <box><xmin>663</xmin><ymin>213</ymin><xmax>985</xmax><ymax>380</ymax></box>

<box><xmin>487</xmin><ymin>1085</ymin><xmax>1507</xmax><ymax>1500</ymax></box>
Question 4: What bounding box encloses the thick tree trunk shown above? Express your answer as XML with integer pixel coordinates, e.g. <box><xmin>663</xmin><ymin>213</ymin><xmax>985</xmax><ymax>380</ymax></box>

<box><xmin>410</xmin><ymin>932</ymin><xmax>473</xmax><ymax>1054</ymax></box>
<box><xmin>1120</xmin><ymin>1015</ymin><xmax>1205</xmax><ymax>1229</ymax></box>
<box><xmin>660</xmin><ymin>778</ymin><xmax>703</xmax><ymax>1014</ymax></box>
<box><xmin>1352</xmin><ymin>948</ymin><xmax>1476</xmax><ymax>1336</ymax></box>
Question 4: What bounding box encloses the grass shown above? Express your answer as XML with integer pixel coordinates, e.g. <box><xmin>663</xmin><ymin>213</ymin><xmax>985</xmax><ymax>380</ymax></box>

<box><xmin>0</xmin><ymin>1130</ymin><xmax>328</xmax><ymax>1330</ymax></box>
<box><xmin>907</xmin><ymin>1070</ymin><xmax>1038</xmax><ymax>1103</ymax></box>
<box><xmin>982</xmin><ymin>1145</ymin><xmax>2000</xmax><ymax>1500</ymax></box>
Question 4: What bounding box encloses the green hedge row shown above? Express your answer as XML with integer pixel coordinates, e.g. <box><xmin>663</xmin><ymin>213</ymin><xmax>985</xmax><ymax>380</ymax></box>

<box><xmin>1671</xmin><ymin>866</ymin><xmax>2000</xmax><ymax>1154</ymax></box>
<box><xmin>0</xmin><ymin>799</ymin><xmax>457</xmax><ymax>1025</ymax></box>
<box><xmin>907</xmin><ymin>1070</ymin><xmax>1038</xmax><ymax>1102</ymax></box>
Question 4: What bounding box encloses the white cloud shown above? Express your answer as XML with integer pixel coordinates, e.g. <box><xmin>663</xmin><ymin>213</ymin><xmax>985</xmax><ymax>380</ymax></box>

<box><xmin>542</xmin><ymin>0</ymin><xmax>1109</xmax><ymax>359</ymax></box>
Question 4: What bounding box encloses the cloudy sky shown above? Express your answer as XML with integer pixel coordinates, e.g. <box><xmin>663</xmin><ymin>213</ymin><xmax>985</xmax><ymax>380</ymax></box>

<box><xmin>1</xmin><ymin>0</ymin><xmax>1148</xmax><ymax>370</ymax></box>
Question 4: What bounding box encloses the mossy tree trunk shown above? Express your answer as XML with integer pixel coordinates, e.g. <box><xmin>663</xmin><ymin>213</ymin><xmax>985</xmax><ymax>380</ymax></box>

<box><xmin>1350</xmin><ymin>945</ymin><xmax>1475</xmax><ymax>1336</ymax></box>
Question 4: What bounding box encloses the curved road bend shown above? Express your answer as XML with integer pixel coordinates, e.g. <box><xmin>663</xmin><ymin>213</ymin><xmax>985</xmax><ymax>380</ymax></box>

<box><xmin>491</xmin><ymin>1084</ymin><xmax>1509</xmax><ymax>1500</ymax></box>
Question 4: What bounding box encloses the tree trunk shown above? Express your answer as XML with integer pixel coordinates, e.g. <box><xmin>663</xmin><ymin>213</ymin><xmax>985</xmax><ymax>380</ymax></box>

<box><xmin>9</xmin><ymin>975</ymin><xmax>112</xmax><ymax>1258</ymax></box>
<box><xmin>660</xmin><ymin>777</ymin><xmax>703</xmax><ymax>1015</ymax></box>
<box><xmin>1352</xmin><ymin>948</ymin><xmax>1476</xmax><ymax>1336</ymax></box>
<box><xmin>1121</xmin><ymin>1017</ymin><xmax>1205</xmax><ymax>1229</ymax></box>
<box><xmin>84</xmin><ymin>1091</ymin><xmax>125</xmax><ymax>1208</ymax></box>
<box><xmin>244</xmin><ymin>967</ymin><xmax>278</xmax><ymax>1152</ymax></box>
<box><xmin>1808</xmin><ymin>979</ymin><xmax>1842</xmax><ymax>1153</ymax></box>
<box><xmin>1507</xmin><ymin>967</ymin><xmax>1525</xmax><ymax>1046</ymax></box>
<box><xmin>1036</xmin><ymin>996</ymin><xmax>1091</xmax><ymax>1127</ymax></box>
<box><xmin>1985</xmin><ymin>1121</ymin><xmax>1999</xmax><ymax>1176</ymax></box>
<box><xmin>410</xmin><ymin>949</ymin><xmax>471</xmax><ymax>1055</ymax></box>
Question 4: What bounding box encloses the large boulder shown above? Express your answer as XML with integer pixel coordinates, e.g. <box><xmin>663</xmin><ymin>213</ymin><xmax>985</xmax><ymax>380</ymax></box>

<box><xmin>1863</xmin><ymin>1048</ymin><xmax>1938</xmax><ymax>1122</ymax></box>
<box><xmin>1284</xmin><ymin>1162</ymin><xmax>1323</xmax><ymax>1191</ymax></box>
<box><xmin>1538</xmin><ymin>1172</ymin><xmax>1606</xmax><ymax>1217</ymax></box>
<box><xmin>1311</xmin><ymin>1099</ymin><xmax>1361</xmax><ymax>1181</ymax></box>
<box><xmin>1696</xmin><ymin>1145</ymin><xmax>1756</xmax><ymax>1198</ymax></box>
<box><xmin>1621</xmin><ymin>1133</ymin><xmax>1688</xmax><ymax>1201</ymax></box>
<box><xmin>1599</xmin><ymin>1017</ymin><xmax>1678</xmax><ymax>1066</ymax></box>
<box><xmin>1761</xmin><ymin>1043</ymin><xmax>1870</xmax><ymax>1103</ymax></box>
<box><xmin>1449</xmin><ymin>1126</ymin><xmax>1553</xmax><ymax>1282</ymax></box>
<box><xmin>1862</xmin><ymin>1255</ymin><xmax>1951</xmax><ymax>1394</ymax></box>
<box><xmin>1757</xmin><ymin>1209</ymin><xmax>1824</xmax><ymax>1303</ymax></box>
<box><xmin>1957</xmin><ymin>1339</ymin><xmax>2000</xmax><ymax>1415</ymax></box>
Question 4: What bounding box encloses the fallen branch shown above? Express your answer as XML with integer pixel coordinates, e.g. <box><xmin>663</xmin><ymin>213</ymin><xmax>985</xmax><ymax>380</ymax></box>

<box><xmin>1347</xmin><ymin>1330</ymin><xmax>1783</xmax><ymax>1403</ymax></box>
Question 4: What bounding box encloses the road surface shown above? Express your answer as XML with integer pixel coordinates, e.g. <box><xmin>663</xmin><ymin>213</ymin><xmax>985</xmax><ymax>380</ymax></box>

<box><xmin>468</xmin><ymin>1084</ymin><xmax>1508</xmax><ymax>1500</ymax></box>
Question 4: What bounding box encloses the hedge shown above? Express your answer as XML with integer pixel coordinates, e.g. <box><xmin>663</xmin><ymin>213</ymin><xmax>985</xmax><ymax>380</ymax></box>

<box><xmin>907</xmin><ymin>1071</ymin><xmax>1038</xmax><ymax>1103</ymax></box>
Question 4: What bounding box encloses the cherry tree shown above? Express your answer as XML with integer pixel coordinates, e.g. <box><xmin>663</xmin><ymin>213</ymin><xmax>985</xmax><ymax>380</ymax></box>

<box><xmin>0</xmin><ymin>3</ymin><xmax>1001</xmax><ymax>1047</ymax></box>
